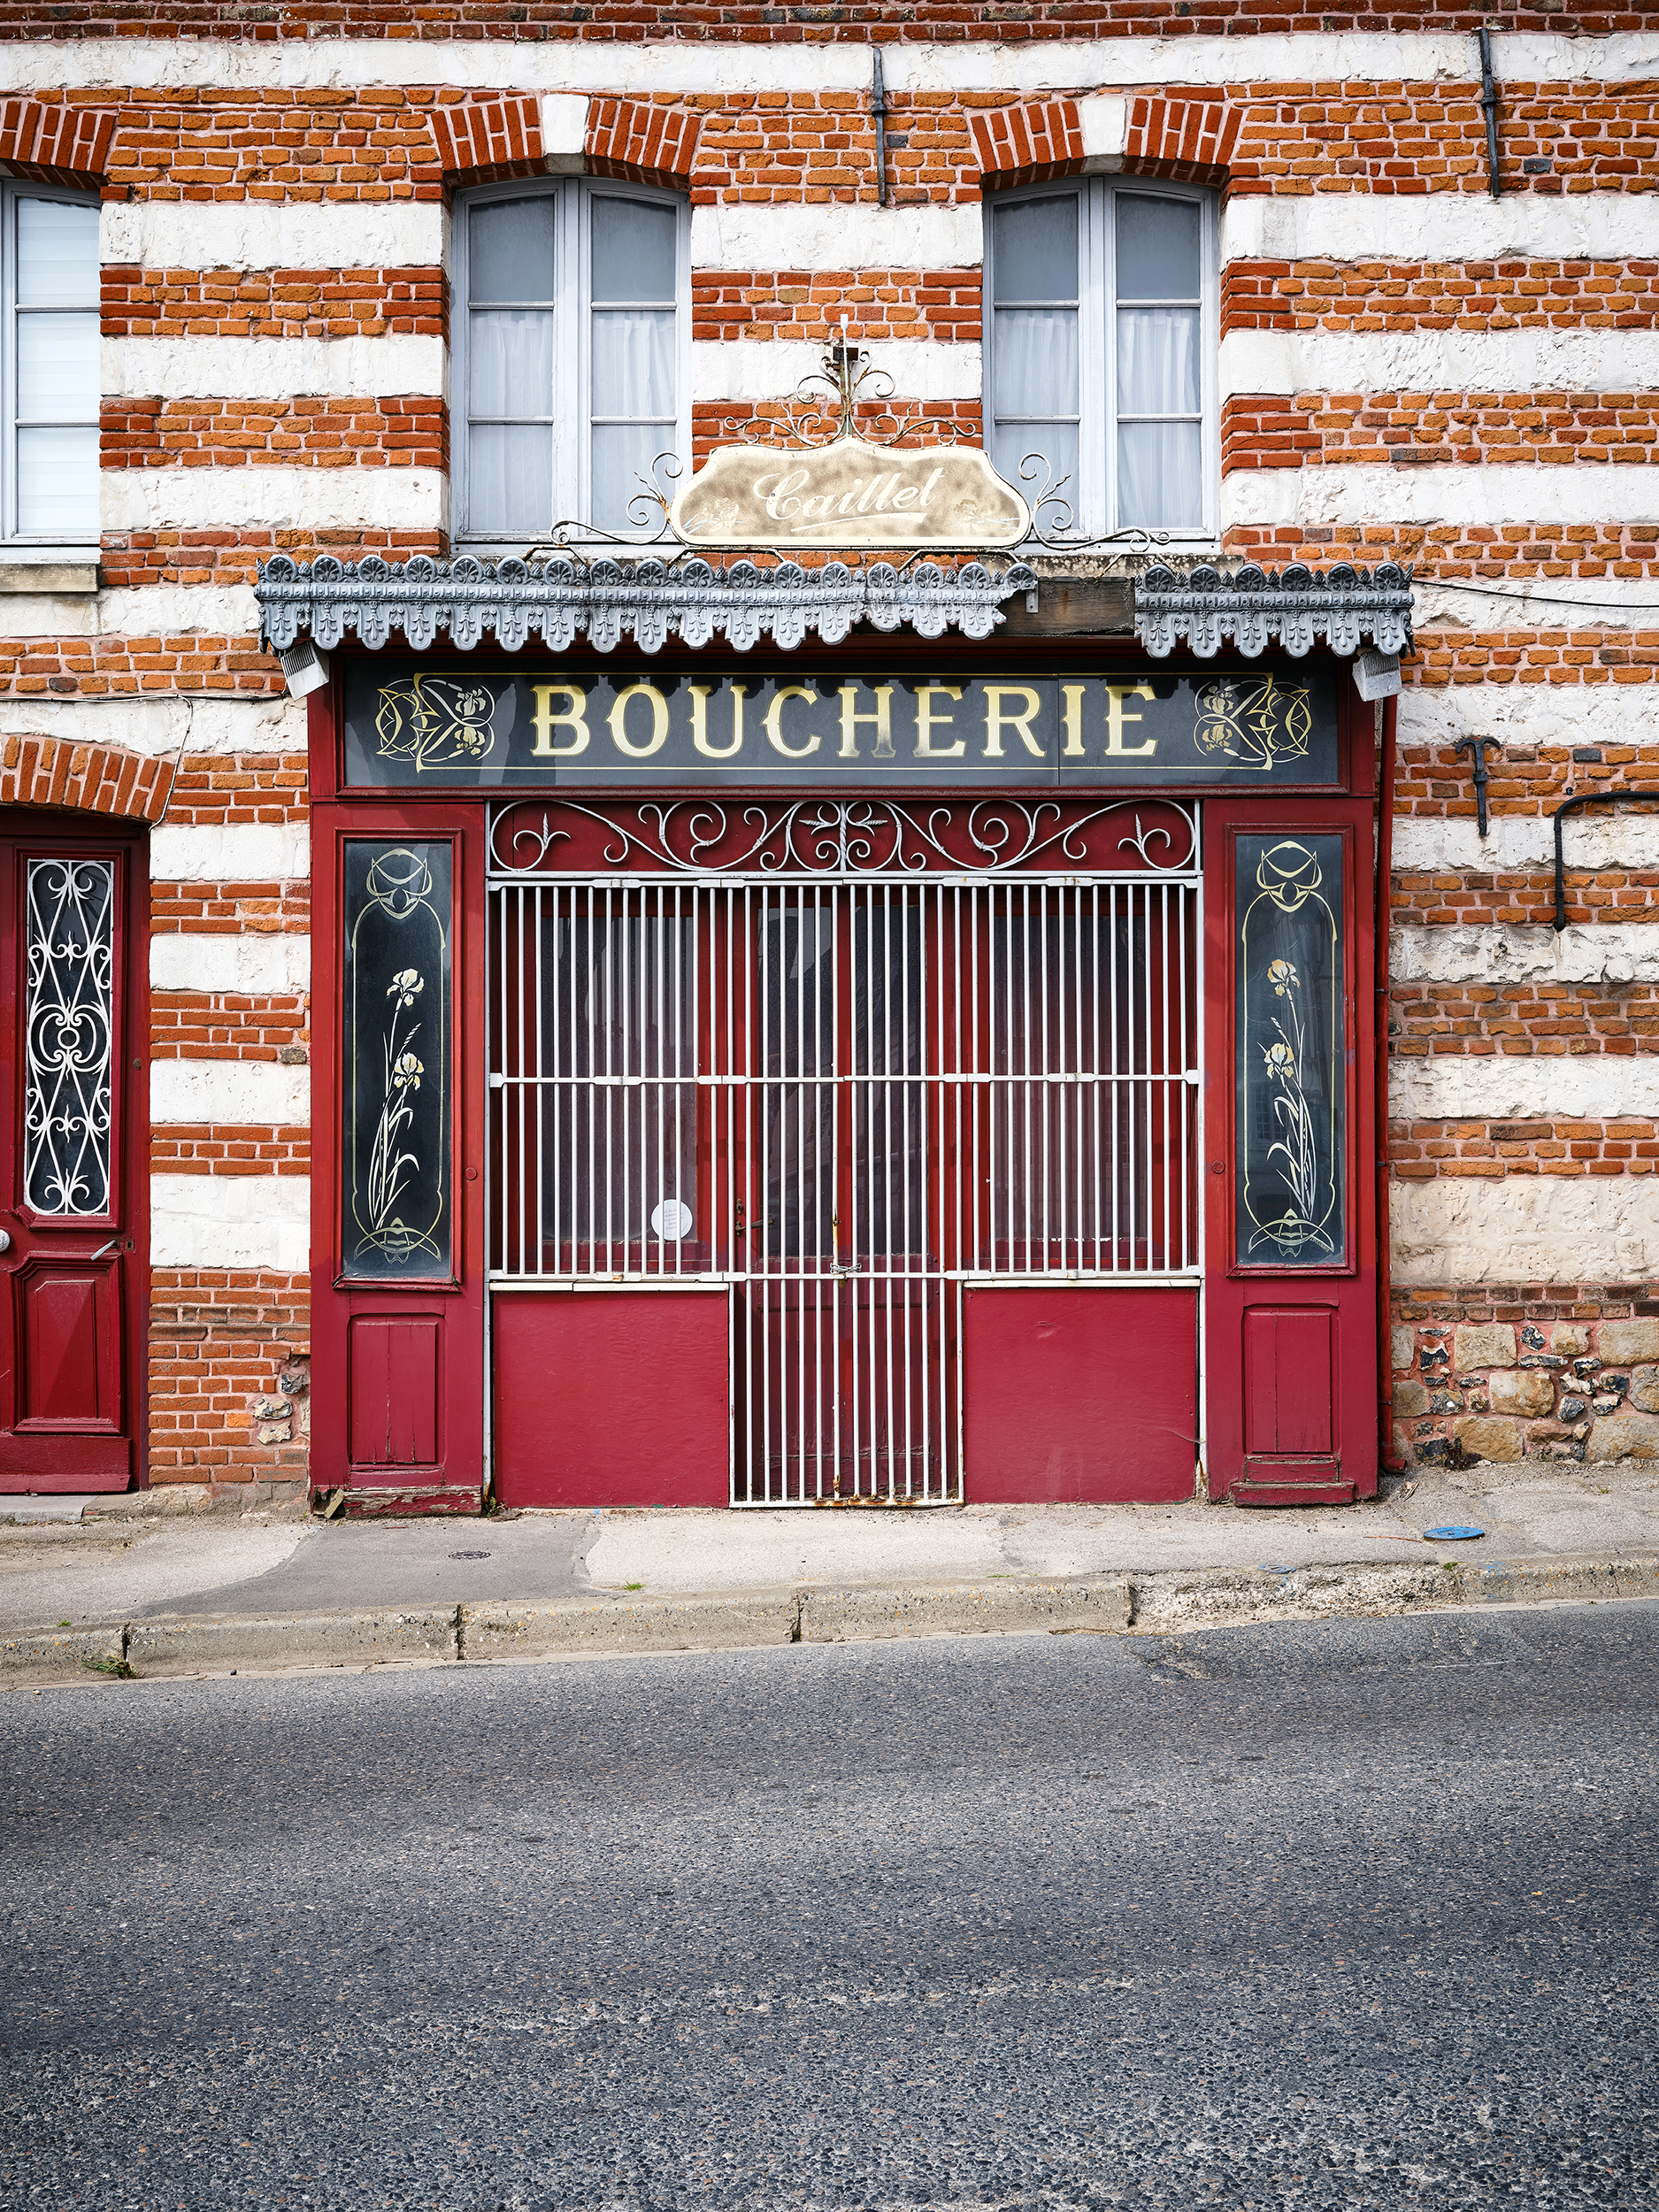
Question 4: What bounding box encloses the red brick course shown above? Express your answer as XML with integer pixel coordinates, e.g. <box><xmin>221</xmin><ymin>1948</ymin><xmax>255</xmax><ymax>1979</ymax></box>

<box><xmin>151</xmin><ymin>883</ymin><xmax>311</xmax><ymax>936</ymax></box>
<box><xmin>1390</xmin><ymin>1121</ymin><xmax>1659</xmax><ymax>1177</ymax></box>
<box><xmin>103</xmin><ymin>396</ymin><xmax>448</xmax><ymax>472</ymax></box>
<box><xmin>151</xmin><ymin>1125</ymin><xmax>311</xmax><ymax>1174</ymax></box>
<box><xmin>1392</xmin><ymin>872</ymin><xmax>1659</xmax><ymax>931</ymax></box>
<box><xmin>1222</xmin><ymin>391</ymin><xmax>1659</xmax><ymax>474</ymax></box>
<box><xmin>1225</xmin><ymin>258</ymin><xmax>1659</xmax><ymax>337</ymax></box>
<box><xmin>148</xmin><ymin>1269</ymin><xmax>309</xmax><ymax>1486</ymax></box>
<box><xmin>693</xmin><ymin>268</ymin><xmax>980</xmax><ymax>344</ymax></box>
<box><xmin>969</xmin><ymin>97</ymin><xmax>1083</xmax><ymax>189</ymax></box>
<box><xmin>151</xmin><ymin>992</ymin><xmax>311</xmax><ymax>1059</ymax></box>
<box><xmin>103</xmin><ymin>264</ymin><xmax>445</xmax><ymax>341</ymax></box>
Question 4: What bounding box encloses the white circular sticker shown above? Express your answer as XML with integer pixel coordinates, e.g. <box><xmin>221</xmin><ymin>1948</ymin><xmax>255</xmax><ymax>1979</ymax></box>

<box><xmin>651</xmin><ymin>1198</ymin><xmax>694</xmax><ymax>1241</ymax></box>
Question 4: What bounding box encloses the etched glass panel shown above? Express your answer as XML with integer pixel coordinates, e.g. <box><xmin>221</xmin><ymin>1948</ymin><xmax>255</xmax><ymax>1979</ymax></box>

<box><xmin>24</xmin><ymin>856</ymin><xmax>115</xmax><ymax>1217</ymax></box>
<box><xmin>1234</xmin><ymin>834</ymin><xmax>1345</xmax><ymax>1266</ymax></box>
<box><xmin>343</xmin><ymin>842</ymin><xmax>453</xmax><ymax>1280</ymax></box>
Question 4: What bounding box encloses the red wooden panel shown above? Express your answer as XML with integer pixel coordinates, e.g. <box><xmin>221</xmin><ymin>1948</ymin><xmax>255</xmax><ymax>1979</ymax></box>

<box><xmin>493</xmin><ymin>1292</ymin><xmax>728</xmax><ymax>1509</ymax></box>
<box><xmin>963</xmin><ymin>1287</ymin><xmax>1197</xmax><ymax>1504</ymax></box>
<box><xmin>18</xmin><ymin>1267</ymin><xmax>112</xmax><ymax>1426</ymax></box>
<box><xmin>1243</xmin><ymin>1308</ymin><xmax>1334</xmax><ymax>1457</ymax></box>
<box><xmin>349</xmin><ymin>1316</ymin><xmax>441</xmax><ymax>1468</ymax></box>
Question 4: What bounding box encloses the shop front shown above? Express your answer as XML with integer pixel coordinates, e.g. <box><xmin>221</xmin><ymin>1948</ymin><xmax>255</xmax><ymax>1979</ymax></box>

<box><xmin>266</xmin><ymin>548</ymin><xmax>1408</xmax><ymax>1516</ymax></box>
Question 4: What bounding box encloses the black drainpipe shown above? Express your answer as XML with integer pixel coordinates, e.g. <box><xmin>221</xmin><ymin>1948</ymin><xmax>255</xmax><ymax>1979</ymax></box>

<box><xmin>1478</xmin><ymin>27</ymin><xmax>1502</xmax><ymax>199</ymax></box>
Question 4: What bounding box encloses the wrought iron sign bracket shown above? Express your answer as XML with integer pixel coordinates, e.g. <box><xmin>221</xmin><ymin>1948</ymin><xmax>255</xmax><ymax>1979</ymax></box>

<box><xmin>1553</xmin><ymin>788</ymin><xmax>1659</xmax><ymax>931</ymax></box>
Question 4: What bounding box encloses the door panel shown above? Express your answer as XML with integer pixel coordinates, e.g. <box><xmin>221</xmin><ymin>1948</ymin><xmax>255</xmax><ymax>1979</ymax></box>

<box><xmin>1204</xmin><ymin>802</ymin><xmax>1378</xmax><ymax>1504</ymax></box>
<box><xmin>310</xmin><ymin>803</ymin><xmax>486</xmax><ymax>1506</ymax></box>
<box><xmin>0</xmin><ymin>826</ymin><xmax>145</xmax><ymax>1493</ymax></box>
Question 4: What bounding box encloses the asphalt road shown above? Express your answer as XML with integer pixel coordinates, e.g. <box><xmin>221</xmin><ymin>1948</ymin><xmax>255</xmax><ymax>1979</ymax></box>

<box><xmin>3</xmin><ymin>1602</ymin><xmax>1655</xmax><ymax>2211</ymax></box>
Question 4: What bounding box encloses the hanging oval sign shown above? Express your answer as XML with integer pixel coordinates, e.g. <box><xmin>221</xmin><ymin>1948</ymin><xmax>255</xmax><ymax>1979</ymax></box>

<box><xmin>668</xmin><ymin>433</ymin><xmax>1031</xmax><ymax>552</ymax></box>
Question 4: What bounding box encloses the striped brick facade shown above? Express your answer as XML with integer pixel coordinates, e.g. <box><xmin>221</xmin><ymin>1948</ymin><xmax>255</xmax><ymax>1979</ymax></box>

<box><xmin>1</xmin><ymin>18</ymin><xmax>1655</xmax><ymax>1491</ymax></box>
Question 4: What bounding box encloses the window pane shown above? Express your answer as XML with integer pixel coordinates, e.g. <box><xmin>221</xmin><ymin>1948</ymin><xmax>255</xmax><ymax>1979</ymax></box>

<box><xmin>18</xmin><ymin>311</ymin><xmax>99</xmax><ymax>419</ymax></box>
<box><xmin>16</xmin><ymin>196</ymin><xmax>98</xmax><ymax>306</ymax></box>
<box><xmin>592</xmin><ymin>422</ymin><xmax>674</xmax><ymax>534</ymax></box>
<box><xmin>468</xmin><ymin>425</ymin><xmax>553</xmax><ymax>537</ymax></box>
<box><xmin>467</xmin><ymin>309</ymin><xmax>555</xmax><ymax>418</ymax></box>
<box><xmin>1117</xmin><ymin>195</ymin><xmax>1202</xmax><ymax>301</ymax></box>
<box><xmin>991</xmin><ymin>420</ymin><xmax>1079</xmax><ymax>519</ymax></box>
<box><xmin>469</xmin><ymin>198</ymin><xmax>555</xmax><ymax>303</ymax></box>
<box><xmin>991</xmin><ymin>195</ymin><xmax>1078</xmax><ymax>304</ymax></box>
<box><xmin>591</xmin><ymin>196</ymin><xmax>678</xmax><ymax>303</ymax></box>
<box><xmin>991</xmin><ymin>306</ymin><xmax>1077</xmax><ymax>420</ymax></box>
<box><xmin>17</xmin><ymin>426</ymin><xmax>98</xmax><ymax>536</ymax></box>
<box><xmin>1117</xmin><ymin>306</ymin><xmax>1201</xmax><ymax>417</ymax></box>
<box><xmin>1117</xmin><ymin>421</ymin><xmax>1203</xmax><ymax>531</ymax></box>
<box><xmin>592</xmin><ymin>307</ymin><xmax>676</xmax><ymax>421</ymax></box>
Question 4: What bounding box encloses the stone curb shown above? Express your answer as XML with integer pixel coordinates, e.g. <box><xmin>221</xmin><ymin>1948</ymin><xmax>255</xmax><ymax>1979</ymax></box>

<box><xmin>4</xmin><ymin>1553</ymin><xmax>1658</xmax><ymax>1686</ymax></box>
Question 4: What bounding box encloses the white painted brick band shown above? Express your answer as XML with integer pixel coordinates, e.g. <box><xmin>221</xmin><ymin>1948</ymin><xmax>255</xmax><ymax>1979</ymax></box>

<box><xmin>1222</xmin><ymin>191</ymin><xmax>1658</xmax><ymax>269</ymax></box>
<box><xmin>0</xmin><ymin>695</ymin><xmax>304</xmax><ymax>761</ymax></box>
<box><xmin>5</xmin><ymin>585</ymin><xmax>258</xmax><ymax>644</ymax></box>
<box><xmin>151</xmin><ymin>823</ymin><xmax>310</xmax><ymax>885</ymax></box>
<box><xmin>102</xmin><ymin>334</ymin><xmax>446</xmax><ymax>403</ymax></box>
<box><xmin>10</xmin><ymin>32</ymin><xmax>1655</xmax><ymax>93</ymax></box>
<box><xmin>1393</xmin><ymin>816</ymin><xmax>1659</xmax><ymax>874</ymax></box>
<box><xmin>1413</xmin><ymin>580</ymin><xmax>1659</xmax><ymax>636</ymax></box>
<box><xmin>1393</xmin><ymin>1054</ymin><xmax>1659</xmax><ymax>1124</ymax></box>
<box><xmin>151</xmin><ymin>932</ymin><xmax>312</xmax><ymax>995</ymax></box>
<box><xmin>102</xmin><ymin>467</ymin><xmax>445</xmax><ymax>535</ymax></box>
<box><xmin>689</xmin><ymin>202</ymin><xmax>982</xmax><ymax>273</ymax></box>
<box><xmin>150</xmin><ymin>1171</ymin><xmax>309</xmax><ymax>1273</ymax></box>
<box><xmin>1392</xmin><ymin>1172</ymin><xmax>1659</xmax><ymax>1286</ymax></box>
<box><xmin>1394</xmin><ymin>925</ymin><xmax>1659</xmax><ymax>987</ymax></box>
<box><xmin>151</xmin><ymin>1060</ymin><xmax>311</xmax><ymax>1127</ymax></box>
<box><xmin>102</xmin><ymin>199</ymin><xmax>447</xmax><ymax>273</ymax></box>
<box><xmin>1397</xmin><ymin>685</ymin><xmax>1659</xmax><ymax>754</ymax></box>
<box><xmin>1221</xmin><ymin>328</ymin><xmax>1659</xmax><ymax>402</ymax></box>
<box><xmin>692</xmin><ymin>337</ymin><xmax>979</xmax><ymax>404</ymax></box>
<box><xmin>1223</xmin><ymin>464</ymin><xmax>1659</xmax><ymax>534</ymax></box>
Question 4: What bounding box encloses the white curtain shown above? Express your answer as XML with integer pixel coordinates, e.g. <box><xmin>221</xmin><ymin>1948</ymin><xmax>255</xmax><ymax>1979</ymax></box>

<box><xmin>1116</xmin><ymin>306</ymin><xmax>1202</xmax><ymax>529</ymax></box>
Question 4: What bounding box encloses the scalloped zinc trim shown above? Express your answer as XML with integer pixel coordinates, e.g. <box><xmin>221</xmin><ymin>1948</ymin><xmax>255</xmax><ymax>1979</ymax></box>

<box><xmin>256</xmin><ymin>553</ymin><xmax>1041</xmax><ymax>656</ymax></box>
<box><xmin>1135</xmin><ymin>561</ymin><xmax>1415</xmax><ymax>660</ymax></box>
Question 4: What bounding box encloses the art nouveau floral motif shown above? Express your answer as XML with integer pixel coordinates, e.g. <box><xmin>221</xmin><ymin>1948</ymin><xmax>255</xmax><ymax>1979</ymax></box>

<box><xmin>346</xmin><ymin>848</ymin><xmax>451</xmax><ymax>1275</ymax></box>
<box><xmin>1237</xmin><ymin>838</ymin><xmax>1343</xmax><ymax>1263</ymax></box>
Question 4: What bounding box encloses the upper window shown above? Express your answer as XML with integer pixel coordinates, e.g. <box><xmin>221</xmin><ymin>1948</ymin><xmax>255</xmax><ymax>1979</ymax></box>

<box><xmin>985</xmin><ymin>180</ymin><xmax>1217</xmax><ymax>543</ymax></box>
<box><xmin>455</xmin><ymin>179</ymin><xmax>688</xmax><ymax>543</ymax></box>
<box><xmin>2</xmin><ymin>183</ymin><xmax>99</xmax><ymax>545</ymax></box>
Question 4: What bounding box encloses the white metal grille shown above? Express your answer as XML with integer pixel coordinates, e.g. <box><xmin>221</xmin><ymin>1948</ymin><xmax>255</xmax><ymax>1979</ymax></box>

<box><xmin>488</xmin><ymin>801</ymin><xmax>1201</xmax><ymax>1505</ymax></box>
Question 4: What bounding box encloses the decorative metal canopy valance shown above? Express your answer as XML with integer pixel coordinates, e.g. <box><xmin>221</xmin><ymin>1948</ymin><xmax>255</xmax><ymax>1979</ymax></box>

<box><xmin>1134</xmin><ymin>561</ymin><xmax>1414</xmax><ymax>659</ymax></box>
<box><xmin>256</xmin><ymin>552</ymin><xmax>1039</xmax><ymax>657</ymax></box>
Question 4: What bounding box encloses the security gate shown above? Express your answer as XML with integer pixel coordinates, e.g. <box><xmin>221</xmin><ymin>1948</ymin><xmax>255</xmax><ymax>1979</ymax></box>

<box><xmin>487</xmin><ymin>798</ymin><xmax>1202</xmax><ymax>1506</ymax></box>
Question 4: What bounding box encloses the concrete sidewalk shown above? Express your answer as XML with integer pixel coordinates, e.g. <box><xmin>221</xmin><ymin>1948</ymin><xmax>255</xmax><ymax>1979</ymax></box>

<box><xmin>5</xmin><ymin>1465</ymin><xmax>1659</xmax><ymax>1686</ymax></box>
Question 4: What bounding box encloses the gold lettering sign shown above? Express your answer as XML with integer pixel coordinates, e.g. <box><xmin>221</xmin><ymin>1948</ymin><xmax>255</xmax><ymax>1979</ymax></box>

<box><xmin>669</xmin><ymin>434</ymin><xmax>1031</xmax><ymax>551</ymax></box>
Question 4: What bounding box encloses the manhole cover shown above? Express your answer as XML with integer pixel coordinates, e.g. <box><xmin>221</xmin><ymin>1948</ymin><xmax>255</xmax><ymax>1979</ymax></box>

<box><xmin>449</xmin><ymin>1549</ymin><xmax>491</xmax><ymax>1560</ymax></box>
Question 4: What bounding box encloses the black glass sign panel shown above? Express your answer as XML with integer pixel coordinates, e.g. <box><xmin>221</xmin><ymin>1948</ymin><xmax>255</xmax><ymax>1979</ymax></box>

<box><xmin>342</xmin><ymin>841</ymin><xmax>453</xmax><ymax>1281</ymax></box>
<box><xmin>343</xmin><ymin>665</ymin><xmax>1340</xmax><ymax>789</ymax></box>
<box><xmin>1234</xmin><ymin>833</ymin><xmax>1346</xmax><ymax>1268</ymax></box>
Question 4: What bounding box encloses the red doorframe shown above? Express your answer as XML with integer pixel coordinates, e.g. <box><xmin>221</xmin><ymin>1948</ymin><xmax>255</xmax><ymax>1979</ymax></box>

<box><xmin>0</xmin><ymin>813</ymin><xmax>150</xmax><ymax>1492</ymax></box>
<box><xmin>1202</xmin><ymin>796</ymin><xmax>1379</xmax><ymax>1503</ymax></box>
<box><xmin>309</xmin><ymin>795</ymin><xmax>487</xmax><ymax>1509</ymax></box>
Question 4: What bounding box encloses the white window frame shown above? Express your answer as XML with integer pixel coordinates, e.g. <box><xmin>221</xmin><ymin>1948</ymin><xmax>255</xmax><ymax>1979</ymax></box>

<box><xmin>1</xmin><ymin>177</ymin><xmax>101</xmax><ymax>551</ymax></box>
<box><xmin>452</xmin><ymin>175</ymin><xmax>692</xmax><ymax>548</ymax></box>
<box><xmin>982</xmin><ymin>176</ymin><xmax>1219</xmax><ymax>546</ymax></box>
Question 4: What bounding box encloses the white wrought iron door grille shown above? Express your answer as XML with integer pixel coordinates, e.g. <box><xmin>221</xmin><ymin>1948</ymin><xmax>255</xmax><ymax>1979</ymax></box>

<box><xmin>488</xmin><ymin>800</ymin><xmax>1202</xmax><ymax>1506</ymax></box>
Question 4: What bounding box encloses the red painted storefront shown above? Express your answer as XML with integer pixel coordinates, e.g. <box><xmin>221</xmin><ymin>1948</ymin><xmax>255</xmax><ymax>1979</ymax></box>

<box><xmin>304</xmin><ymin>632</ymin><xmax>1379</xmax><ymax>1513</ymax></box>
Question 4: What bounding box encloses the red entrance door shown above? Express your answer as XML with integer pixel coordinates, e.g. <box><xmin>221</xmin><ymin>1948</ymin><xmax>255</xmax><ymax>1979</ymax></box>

<box><xmin>1203</xmin><ymin>801</ymin><xmax>1378</xmax><ymax>1502</ymax></box>
<box><xmin>0</xmin><ymin>822</ymin><xmax>147</xmax><ymax>1492</ymax></box>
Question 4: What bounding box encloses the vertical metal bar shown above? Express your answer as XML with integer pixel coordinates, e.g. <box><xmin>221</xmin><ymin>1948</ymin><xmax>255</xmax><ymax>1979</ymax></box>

<box><xmin>794</xmin><ymin>883</ymin><xmax>806</xmax><ymax>1502</ymax></box>
<box><xmin>516</xmin><ymin>883</ymin><xmax>527</xmax><ymax>1279</ymax></box>
<box><xmin>830</xmin><ymin>882</ymin><xmax>843</xmax><ymax>1502</ymax></box>
<box><xmin>1110</xmin><ymin>883</ymin><xmax>1122</xmax><ymax>1274</ymax></box>
<box><xmin>1162</xmin><ymin>879</ymin><xmax>1172</xmax><ymax>1273</ymax></box>
<box><xmin>534</xmin><ymin>883</ymin><xmax>545</xmax><ymax>1279</ymax></box>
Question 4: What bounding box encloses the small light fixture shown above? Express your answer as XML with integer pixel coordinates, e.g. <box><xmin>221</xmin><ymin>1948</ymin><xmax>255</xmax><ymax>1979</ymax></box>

<box><xmin>278</xmin><ymin>641</ymin><xmax>330</xmax><ymax>698</ymax></box>
<box><xmin>1352</xmin><ymin>649</ymin><xmax>1402</xmax><ymax>702</ymax></box>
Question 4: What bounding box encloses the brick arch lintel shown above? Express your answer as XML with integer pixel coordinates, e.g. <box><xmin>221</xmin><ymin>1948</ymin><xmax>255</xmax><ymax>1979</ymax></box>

<box><xmin>1</xmin><ymin>733</ymin><xmax>174</xmax><ymax>826</ymax></box>
<box><xmin>432</xmin><ymin>92</ymin><xmax>702</xmax><ymax>193</ymax></box>
<box><xmin>972</xmin><ymin>93</ymin><xmax>1240</xmax><ymax>192</ymax></box>
<box><xmin>0</xmin><ymin>96</ymin><xmax>118</xmax><ymax>187</ymax></box>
